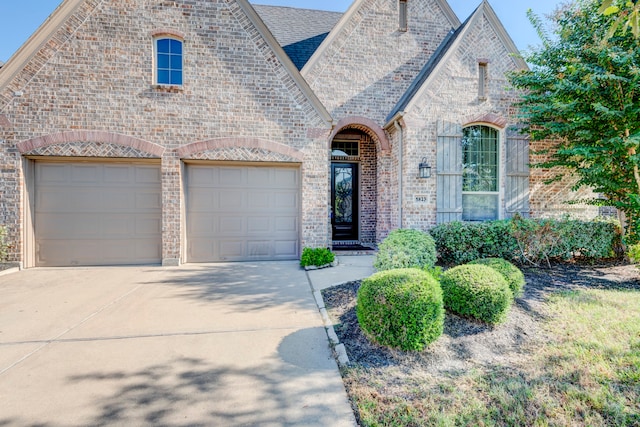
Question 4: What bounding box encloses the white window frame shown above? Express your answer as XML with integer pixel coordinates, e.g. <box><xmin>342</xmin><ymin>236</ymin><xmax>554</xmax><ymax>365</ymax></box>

<box><xmin>461</xmin><ymin>124</ymin><xmax>501</xmax><ymax>221</ymax></box>
<box><xmin>154</xmin><ymin>36</ymin><xmax>184</xmax><ymax>86</ymax></box>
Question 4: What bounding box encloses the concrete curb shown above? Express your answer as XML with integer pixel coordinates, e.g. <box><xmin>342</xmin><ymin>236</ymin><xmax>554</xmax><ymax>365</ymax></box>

<box><xmin>0</xmin><ymin>267</ymin><xmax>20</xmax><ymax>277</ymax></box>
<box><xmin>306</xmin><ymin>276</ymin><xmax>353</xmax><ymax>367</ymax></box>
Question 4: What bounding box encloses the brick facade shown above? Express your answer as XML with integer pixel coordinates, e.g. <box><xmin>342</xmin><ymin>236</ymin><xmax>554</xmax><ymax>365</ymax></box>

<box><xmin>0</xmin><ymin>0</ymin><xmax>331</xmax><ymax>266</ymax></box>
<box><xmin>0</xmin><ymin>0</ymin><xmax>601</xmax><ymax>267</ymax></box>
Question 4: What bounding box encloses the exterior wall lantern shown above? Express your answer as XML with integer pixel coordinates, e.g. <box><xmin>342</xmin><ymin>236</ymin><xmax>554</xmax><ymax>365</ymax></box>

<box><xmin>418</xmin><ymin>158</ymin><xmax>432</xmax><ymax>178</ymax></box>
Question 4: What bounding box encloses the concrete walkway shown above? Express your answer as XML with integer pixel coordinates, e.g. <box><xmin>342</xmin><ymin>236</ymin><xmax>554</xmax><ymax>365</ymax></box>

<box><xmin>0</xmin><ymin>262</ymin><xmax>361</xmax><ymax>426</ymax></box>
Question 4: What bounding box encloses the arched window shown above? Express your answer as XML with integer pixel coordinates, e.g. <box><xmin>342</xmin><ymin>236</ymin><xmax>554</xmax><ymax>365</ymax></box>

<box><xmin>462</xmin><ymin>125</ymin><xmax>499</xmax><ymax>221</ymax></box>
<box><xmin>155</xmin><ymin>37</ymin><xmax>183</xmax><ymax>85</ymax></box>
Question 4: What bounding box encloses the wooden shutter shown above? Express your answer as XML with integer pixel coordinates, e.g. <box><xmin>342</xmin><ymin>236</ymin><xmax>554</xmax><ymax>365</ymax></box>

<box><xmin>505</xmin><ymin>134</ymin><xmax>530</xmax><ymax>218</ymax></box>
<box><xmin>436</xmin><ymin>120</ymin><xmax>463</xmax><ymax>224</ymax></box>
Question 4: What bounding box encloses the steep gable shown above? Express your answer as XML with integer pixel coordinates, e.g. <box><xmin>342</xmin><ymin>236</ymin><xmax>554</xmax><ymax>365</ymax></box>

<box><xmin>388</xmin><ymin>0</ymin><xmax>527</xmax><ymax>122</ymax></box>
<box><xmin>302</xmin><ymin>0</ymin><xmax>460</xmax><ymax>125</ymax></box>
<box><xmin>0</xmin><ymin>0</ymin><xmax>331</xmax><ymax>129</ymax></box>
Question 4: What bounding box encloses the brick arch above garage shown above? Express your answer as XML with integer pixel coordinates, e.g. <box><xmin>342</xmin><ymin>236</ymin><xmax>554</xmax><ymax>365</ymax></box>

<box><xmin>177</xmin><ymin>137</ymin><xmax>304</xmax><ymax>162</ymax></box>
<box><xmin>16</xmin><ymin>131</ymin><xmax>165</xmax><ymax>158</ymax></box>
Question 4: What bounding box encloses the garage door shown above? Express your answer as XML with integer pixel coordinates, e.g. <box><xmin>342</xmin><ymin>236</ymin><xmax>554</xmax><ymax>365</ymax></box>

<box><xmin>186</xmin><ymin>164</ymin><xmax>300</xmax><ymax>262</ymax></box>
<box><xmin>35</xmin><ymin>161</ymin><xmax>162</xmax><ymax>267</ymax></box>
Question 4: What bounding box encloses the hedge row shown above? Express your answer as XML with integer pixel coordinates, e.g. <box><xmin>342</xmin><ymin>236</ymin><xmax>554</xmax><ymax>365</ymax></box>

<box><xmin>430</xmin><ymin>216</ymin><xmax>622</xmax><ymax>266</ymax></box>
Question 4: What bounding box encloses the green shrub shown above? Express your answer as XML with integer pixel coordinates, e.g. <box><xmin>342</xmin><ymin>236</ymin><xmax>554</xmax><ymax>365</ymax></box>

<box><xmin>374</xmin><ymin>229</ymin><xmax>437</xmax><ymax>271</ymax></box>
<box><xmin>356</xmin><ymin>268</ymin><xmax>444</xmax><ymax>351</ymax></box>
<box><xmin>0</xmin><ymin>226</ymin><xmax>7</xmax><ymax>262</ymax></box>
<box><xmin>430</xmin><ymin>217</ymin><xmax>622</xmax><ymax>266</ymax></box>
<box><xmin>430</xmin><ymin>220</ymin><xmax>519</xmax><ymax>264</ymax></box>
<box><xmin>628</xmin><ymin>243</ymin><xmax>640</xmax><ymax>264</ymax></box>
<box><xmin>300</xmin><ymin>247</ymin><xmax>335</xmax><ymax>267</ymax></box>
<box><xmin>469</xmin><ymin>258</ymin><xmax>525</xmax><ymax>298</ymax></box>
<box><xmin>440</xmin><ymin>264</ymin><xmax>513</xmax><ymax>324</ymax></box>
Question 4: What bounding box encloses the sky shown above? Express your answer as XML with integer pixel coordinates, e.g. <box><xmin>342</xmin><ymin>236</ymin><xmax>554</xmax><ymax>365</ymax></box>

<box><xmin>0</xmin><ymin>0</ymin><xmax>563</xmax><ymax>63</ymax></box>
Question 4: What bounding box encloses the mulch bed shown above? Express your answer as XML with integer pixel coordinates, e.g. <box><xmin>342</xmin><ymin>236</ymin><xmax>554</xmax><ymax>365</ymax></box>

<box><xmin>322</xmin><ymin>262</ymin><xmax>640</xmax><ymax>373</ymax></box>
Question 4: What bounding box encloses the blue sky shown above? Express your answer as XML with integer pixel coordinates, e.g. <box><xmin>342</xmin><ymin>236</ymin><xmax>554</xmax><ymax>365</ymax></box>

<box><xmin>0</xmin><ymin>0</ymin><xmax>562</xmax><ymax>63</ymax></box>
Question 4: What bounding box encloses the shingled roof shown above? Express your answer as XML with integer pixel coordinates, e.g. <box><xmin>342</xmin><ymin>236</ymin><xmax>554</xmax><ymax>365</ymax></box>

<box><xmin>251</xmin><ymin>4</ymin><xmax>342</xmax><ymax>70</ymax></box>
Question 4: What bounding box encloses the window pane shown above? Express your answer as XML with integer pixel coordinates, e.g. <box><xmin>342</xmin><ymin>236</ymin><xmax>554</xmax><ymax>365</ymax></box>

<box><xmin>170</xmin><ymin>70</ymin><xmax>183</xmax><ymax>85</ymax></box>
<box><xmin>157</xmin><ymin>70</ymin><xmax>170</xmax><ymax>84</ymax></box>
<box><xmin>157</xmin><ymin>38</ymin><xmax>170</xmax><ymax>53</ymax></box>
<box><xmin>157</xmin><ymin>54</ymin><xmax>170</xmax><ymax>69</ymax></box>
<box><xmin>170</xmin><ymin>39</ymin><xmax>182</xmax><ymax>54</ymax></box>
<box><xmin>170</xmin><ymin>54</ymin><xmax>182</xmax><ymax>70</ymax></box>
<box><xmin>462</xmin><ymin>194</ymin><xmax>498</xmax><ymax>221</ymax></box>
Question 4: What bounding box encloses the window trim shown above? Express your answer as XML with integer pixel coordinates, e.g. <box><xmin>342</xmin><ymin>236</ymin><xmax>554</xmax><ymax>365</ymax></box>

<box><xmin>399</xmin><ymin>0</ymin><xmax>408</xmax><ymax>32</ymax></box>
<box><xmin>153</xmin><ymin>35</ymin><xmax>184</xmax><ymax>87</ymax></box>
<box><xmin>461</xmin><ymin>124</ymin><xmax>501</xmax><ymax>221</ymax></box>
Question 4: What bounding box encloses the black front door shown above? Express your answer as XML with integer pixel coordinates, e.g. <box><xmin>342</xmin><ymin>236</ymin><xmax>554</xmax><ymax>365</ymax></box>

<box><xmin>331</xmin><ymin>163</ymin><xmax>358</xmax><ymax>241</ymax></box>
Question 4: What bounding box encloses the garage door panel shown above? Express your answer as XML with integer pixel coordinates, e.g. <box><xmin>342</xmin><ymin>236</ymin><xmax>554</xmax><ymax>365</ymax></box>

<box><xmin>275</xmin><ymin>217</ymin><xmax>298</xmax><ymax>232</ymax></box>
<box><xmin>274</xmin><ymin>192</ymin><xmax>297</xmax><ymax>209</ymax></box>
<box><xmin>219</xmin><ymin>191</ymin><xmax>243</xmax><ymax>209</ymax></box>
<box><xmin>247</xmin><ymin>217</ymin><xmax>270</xmax><ymax>233</ymax></box>
<box><xmin>187</xmin><ymin>164</ymin><xmax>300</xmax><ymax>262</ymax></box>
<box><xmin>274</xmin><ymin>240</ymin><xmax>297</xmax><ymax>257</ymax></box>
<box><xmin>219</xmin><ymin>241</ymin><xmax>244</xmax><ymax>258</ymax></box>
<box><xmin>134</xmin><ymin>166</ymin><xmax>162</xmax><ymax>184</ymax></box>
<box><xmin>35</xmin><ymin>162</ymin><xmax>162</xmax><ymax>267</ymax></box>
<box><xmin>219</xmin><ymin>167</ymin><xmax>243</xmax><ymax>186</ymax></box>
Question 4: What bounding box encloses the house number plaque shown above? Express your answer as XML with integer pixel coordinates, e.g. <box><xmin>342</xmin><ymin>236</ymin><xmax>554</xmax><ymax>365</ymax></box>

<box><xmin>415</xmin><ymin>195</ymin><xmax>429</xmax><ymax>203</ymax></box>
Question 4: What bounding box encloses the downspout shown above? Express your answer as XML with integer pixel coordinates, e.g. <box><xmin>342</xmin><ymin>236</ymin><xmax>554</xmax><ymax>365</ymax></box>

<box><xmin>394</xmin><ymin>119</ymin><xmax>404</xmax><ymax>228</ymax></box>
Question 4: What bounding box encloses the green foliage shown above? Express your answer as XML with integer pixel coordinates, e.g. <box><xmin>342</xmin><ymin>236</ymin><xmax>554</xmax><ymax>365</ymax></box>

<box><xmin>430</xmin><ymin>217</ymin><xmax>622</xmax><ymax>266</ymax></box>
<box><xmin>440</xmin><ymin>264</ymin><xmax>513</xmax><ymax>325</ymax></box>
<box><xmin>356</xmin><ymin>269</ymin><xmax>444</xmax><ymax>351</ymax></box>
<box><xmin>599</xmin><ymin>0</ymin><xmax>640</xmax><ymax>38</ymax></box>
<box><xmin>374</xmin><ymin>229</ymin><xmax>437</xmax><ymax>271</ymax></box>
<box><xmin>430</xmin><ymin>220</ymin><xmax>518</xmax><ymax>264</ymax></box>
<box><xmin>300</xmin><ymin>247</ymin><xmax>335</xmax><ymax>267</ymax></box>
<box><xmin>0</xmin><ymin>226</ymin><xmax>7</xmax><ymax>262</ymax></box>
<box><xmin>468</xmin><ymin>258</ymin><xmax>525</xmax><ymax>298</ymax></box>
<box><xmin>510</xmin><ymin>0</ymin><xmax>640</xmax><ymax>243</ymax></box>
<box><xmin>627</xmin><ymin>243</ymin><xmax>640</xmax><ymax>266</ymax></box>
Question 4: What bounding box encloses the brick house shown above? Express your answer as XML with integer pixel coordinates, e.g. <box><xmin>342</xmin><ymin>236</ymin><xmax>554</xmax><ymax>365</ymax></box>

<box><xmin>0</xmin><ymin>0</ymin><xmax>594</xmax><ymax>268</ymax></box>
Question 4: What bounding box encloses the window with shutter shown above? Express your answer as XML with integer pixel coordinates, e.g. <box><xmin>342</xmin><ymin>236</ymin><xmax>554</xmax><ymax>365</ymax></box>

<box><xmin>436</xmin><ymin>120</ymin><xmax>463</xmax><ymax>224</ymax></box>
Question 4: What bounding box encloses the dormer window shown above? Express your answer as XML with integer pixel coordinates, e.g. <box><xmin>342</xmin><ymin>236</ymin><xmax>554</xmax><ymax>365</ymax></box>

<box><xmin>155</xmin><ymin>37</ymin><xmax>183</xmax><ymax>86</ymax></box>
<box><xmin>399</xmin><ymin>0</ymin><xmax>408</xmax><ymax>32</ymax></box>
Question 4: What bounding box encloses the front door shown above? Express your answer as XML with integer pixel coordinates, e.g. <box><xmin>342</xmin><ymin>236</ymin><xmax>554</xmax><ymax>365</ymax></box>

<box><xmin>331</xmin><ymin>163</ymin><xmax>358</xmax><ymax>241</ymax></box>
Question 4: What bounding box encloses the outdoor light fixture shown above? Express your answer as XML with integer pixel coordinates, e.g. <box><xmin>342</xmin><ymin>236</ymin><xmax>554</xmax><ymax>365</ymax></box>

<box><xmin>418</xmin><ymin>157</ymin><xmax>432</xmax><ymax>179</ymax></box>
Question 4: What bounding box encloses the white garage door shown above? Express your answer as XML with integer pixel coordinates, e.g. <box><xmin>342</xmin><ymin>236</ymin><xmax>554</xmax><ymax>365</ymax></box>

<box><xmin>186</xmin><ymin>164</ymin><xmax>300</xmax><ymax>262</ymax></box>
<box><xmin>35</xmin><ymin>161</ymin><xmax>162</xmax><ymax>267</ymax></box>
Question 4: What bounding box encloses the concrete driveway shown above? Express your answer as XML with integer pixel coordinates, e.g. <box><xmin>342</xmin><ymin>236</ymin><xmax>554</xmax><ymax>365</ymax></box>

<box><xmin>0</xmin><ymin>262</ymin><xmax>356</xmax><ymax>426</ymax></box>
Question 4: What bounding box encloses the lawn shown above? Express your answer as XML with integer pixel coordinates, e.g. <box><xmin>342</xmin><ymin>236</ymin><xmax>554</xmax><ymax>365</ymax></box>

<box><xmin>323</xmin><ymin>264</ymin><xmax>640</xmax><ymax>426</ymax></box>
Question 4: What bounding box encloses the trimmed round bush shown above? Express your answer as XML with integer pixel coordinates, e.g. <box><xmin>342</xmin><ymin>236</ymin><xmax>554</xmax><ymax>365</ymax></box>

<box><xmin>374</xmin><ymin>229</ymin><xmax>437</xmax><ymax>271</ymax></box>
<box><xmin>356</xmin><ymin>268</ymin><xmax>444</xmax><ymax>351</ymax></box>
<box><xmin>469</xmin><ymin>258</ymin><xmax>525</xmax><ymax>298</ymax></box>
<box><xmin>440</xmin><ymin>264</ymin><xmax>513</xmax><ymax>325</ymax></box>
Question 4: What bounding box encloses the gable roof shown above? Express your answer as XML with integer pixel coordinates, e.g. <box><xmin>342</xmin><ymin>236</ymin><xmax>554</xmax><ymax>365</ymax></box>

<box><xmin>252</xmin><ymin>5</ymin><xmax>342</xmax><ymax>70</ymax></box>
<box><xmin>385</xmin><ymin>0</ymin><xmax>528</xmax><ymax>125</ymax></box>
<box><xmin>303</xmin><ymin>0</ymin><xmax>461</xmax><ymax>75</ymax></box>
<box><xmin>0</xmin><ymin>0</ymin><xmax>332</xmax><ymax>125</ymax></box>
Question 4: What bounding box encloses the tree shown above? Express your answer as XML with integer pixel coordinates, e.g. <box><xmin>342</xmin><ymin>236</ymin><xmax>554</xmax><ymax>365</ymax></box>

<box><xmin>510</xmin><ymin>0</ymin><xmax>640</xmax><ymax>243</ymax></box>
<box><xmin>600</xmin><ymin>0</ymin><xmax>640</xmax><ymax>38</ymax></box>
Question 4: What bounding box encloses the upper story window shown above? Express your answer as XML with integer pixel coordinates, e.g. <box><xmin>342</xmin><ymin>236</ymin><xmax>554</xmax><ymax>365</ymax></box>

<box><xmin>399</xmin><ymin>0</ymin><xmax>408</xmax><ymax>32</ymax></box>
<box><xmin>462</xmin><ymin>125</ymin><xmax>499</xmax><ymax>221</ymax></box>
<box><xmin>155</xmin><ymin>37</ymin><xmax>183</xmax><ymax>86</ymax></box>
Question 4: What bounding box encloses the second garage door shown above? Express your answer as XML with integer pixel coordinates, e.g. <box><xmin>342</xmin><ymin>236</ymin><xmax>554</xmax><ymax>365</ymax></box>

<box><xmin>186</xmin><ymin>164</ymin><xmax>300</xmax><ymax>262</ymax></box>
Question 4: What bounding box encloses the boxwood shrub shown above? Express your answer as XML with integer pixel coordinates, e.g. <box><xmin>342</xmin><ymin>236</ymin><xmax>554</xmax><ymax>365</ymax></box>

<box><xmin>300</xmin><ymin>247</ymin><xmax>335</xmax><ymax>267</ymax></box>
<box><xmin>440</xmin><ymin>264</ymin><xmax>513</xmax><ymax>325</ymax></box>
<box><xmin>374</xmin><ymin>229</ymin><xmax>437</xmax><ymax>271</ymax></box>
<box><xmin>469</xmin><ymin>258</ymin><xmax>525</xmax><ymax>298</ymax></box>
<box><xmin>0</xmin><ymin>226</ymin><xmax>7</xmax><ymax>262</ymax></box>
<box><xmin>356</xmin><ymin>268</ymin><xmax>444</xmax><ymax>351</ymax></box>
